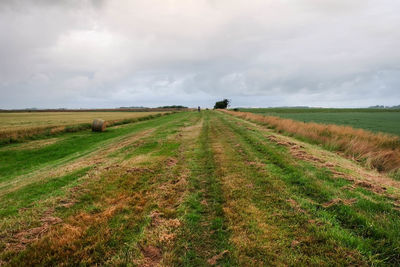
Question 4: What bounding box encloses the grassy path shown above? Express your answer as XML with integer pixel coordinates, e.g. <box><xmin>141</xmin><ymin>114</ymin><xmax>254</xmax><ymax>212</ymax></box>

<box><xmin>173</xmin><ymin>112</ymin><xmax>235</xmax><ymax>266</ymax></box>
<box><xmin>209</xmin><ymin>112</ymin><xmax>366</xmax><ymax>265</ymax></box>
<box><xmin>1</xmin><ymin>110</ymin><xmax>400</xmax><ymax>265</ymax></box>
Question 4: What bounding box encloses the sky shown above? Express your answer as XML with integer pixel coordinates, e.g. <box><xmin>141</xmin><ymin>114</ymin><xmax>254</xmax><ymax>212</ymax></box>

<box><xmin>0</xmin><ymin>0</ymin><xmax>399</xmax><ymax>109</ymax></box>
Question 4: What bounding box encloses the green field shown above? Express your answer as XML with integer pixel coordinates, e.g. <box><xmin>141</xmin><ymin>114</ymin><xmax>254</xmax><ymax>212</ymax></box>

<box><xmin>240</xmin><ymin>108</ymin><xmax>400</xmax><ymax>136</ymax></box>
<box><xmin>1</xmin><ymin>111</ymin><xmax>400</xmax><ymax>265</ymax></box>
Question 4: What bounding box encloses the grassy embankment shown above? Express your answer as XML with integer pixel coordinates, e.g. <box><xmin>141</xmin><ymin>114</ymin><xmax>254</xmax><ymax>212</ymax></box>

<box><xmin>1</xmin><ymin>110</ymin><xmax>400</xmax><ymax>265</ymax></box>
<box><xmin>225</xmin><ymin>110</ymin><xmax>400</xmax><ymax>176</ymax></box>
<box><xmin>0</xmin><ymin>111</ymin><xmax>168</xmax><ymax>145</ymax></box>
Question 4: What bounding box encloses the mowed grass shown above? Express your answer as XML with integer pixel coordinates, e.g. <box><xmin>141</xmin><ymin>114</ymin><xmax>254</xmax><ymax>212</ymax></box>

<box><xmin>0</xmin><ymin>111</ymin><xmax>197</xmax><ymax>264</ymax></box>
<box><xmin>240</xmin><ymin>108</ymin><xmax>400</xmax><ymax>136</ymax></box>
<box><xmin>0</xmin><ymin>111</ymin><xmax>164</xmax><ymax>132</ymax></box>
<box><xmin>1</xmin><ymin>110</ymin><xmax>400</xmax><ymax>265</ymax></box>
<box><xmin>0</xmin><ymin>113</ymin><xmax>172</xmax><ymax>182</ymax></box>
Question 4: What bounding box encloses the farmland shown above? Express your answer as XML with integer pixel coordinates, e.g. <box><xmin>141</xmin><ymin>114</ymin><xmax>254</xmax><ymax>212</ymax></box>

<box><xmin>1</xmin><ymin>110</ymin><xmax>400</xmax><ymax>265</ymax></box>
<box><xmin>0</xmin><ymin>111</ymin><xmax>167</xmax><ymax>144</ymax></box>
<box><xmin>240</xmin><ymin>108</ymin><xmax>400</xmax><ymax>136</ymax></box>
<box><xmin>0</xmin><ymin>111</ymin><xmax>165</xmax><ymax>132</ymax></box>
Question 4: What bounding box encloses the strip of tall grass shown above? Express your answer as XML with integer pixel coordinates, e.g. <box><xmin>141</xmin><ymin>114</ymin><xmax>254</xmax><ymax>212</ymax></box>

<box><xmin>223</xmin><ymin>110</ymin><xmax>400</xmax><ymax>174</ymax></box>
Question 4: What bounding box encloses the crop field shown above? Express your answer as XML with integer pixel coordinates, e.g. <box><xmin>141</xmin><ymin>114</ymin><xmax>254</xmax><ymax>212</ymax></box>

<box><xmin>1</xmin><ymin>110</ymin><xmax>400</xmax><ymax>265</ymax></box>
<box><xmin>240</xmin><ymin>108</ymin><xmax>400</xmax><ymax>136</ymax></box>
<box><xmin>0</xmin><ymin>111</ymin><xmax>165</xmax><ymax>132</ymax></box>
<box><xmin>0</xmin><ymin>111</ymin><xmax>166</xmax><ymax>144</ymax></box>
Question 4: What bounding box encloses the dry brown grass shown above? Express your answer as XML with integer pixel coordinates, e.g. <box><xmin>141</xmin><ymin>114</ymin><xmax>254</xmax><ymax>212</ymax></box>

<box><xmin>223</xmin><ymin>110</ymin><xmax>400</xmax><ymax>173</ymax></box>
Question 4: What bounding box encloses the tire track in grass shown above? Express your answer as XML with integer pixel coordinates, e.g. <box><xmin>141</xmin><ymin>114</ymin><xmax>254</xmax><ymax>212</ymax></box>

<box><xmin>210</xmin><ymin>112</ymin><xmax>366</xmax><ymax>266</ymax></box>
<box><xmin>174</xmin><ymin>111</ymin><xmax>236</xmax><ymax>266</ymax></box>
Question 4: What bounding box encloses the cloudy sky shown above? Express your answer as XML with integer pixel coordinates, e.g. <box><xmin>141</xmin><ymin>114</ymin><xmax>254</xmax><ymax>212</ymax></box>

<box><xmin>1</xmin><ymin>0</ymin><xmax>399</xmax><ymax>109</ymax></box>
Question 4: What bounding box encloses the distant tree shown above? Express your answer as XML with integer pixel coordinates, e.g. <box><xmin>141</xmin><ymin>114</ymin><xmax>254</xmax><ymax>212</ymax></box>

<box><xmin>214</xmin><ymin>99</ymin><xmax>230</xmax><ymax>109</ymax></box>
<box><xmin>158</xmin><ymin>105</ymin><xmax>188</xmax><ymax>109</ymax></box>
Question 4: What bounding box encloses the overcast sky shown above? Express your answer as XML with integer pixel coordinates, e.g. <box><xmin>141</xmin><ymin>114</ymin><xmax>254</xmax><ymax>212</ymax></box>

<box><xmin>1</xmin><ymin>0</ymin><xmax>399</xmax><ymax>109</ymax></box>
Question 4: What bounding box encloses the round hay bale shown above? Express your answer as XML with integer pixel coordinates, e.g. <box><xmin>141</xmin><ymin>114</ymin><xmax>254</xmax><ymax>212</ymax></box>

<box><xmin>92</xmin><ymin>119</ymin><xmax>106</xmax><ymax>132</ymax></box>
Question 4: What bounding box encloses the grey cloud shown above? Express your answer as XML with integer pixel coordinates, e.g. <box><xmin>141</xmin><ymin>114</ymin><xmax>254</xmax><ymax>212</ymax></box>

<box><xmin>0</xmin><ymin>0</ymin><xmax>399</xmax><ymax>108</ymax></box>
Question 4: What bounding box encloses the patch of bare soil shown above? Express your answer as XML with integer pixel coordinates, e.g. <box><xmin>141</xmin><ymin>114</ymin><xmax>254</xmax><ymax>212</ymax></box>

<box><xmin>140</xmin><ymin>245</ymin><xmax>162</xmax><ymax>267</ymax></box>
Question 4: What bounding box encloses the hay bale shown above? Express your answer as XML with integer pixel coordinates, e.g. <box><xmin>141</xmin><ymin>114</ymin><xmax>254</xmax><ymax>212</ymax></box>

<box><xmin>92</xmin><ymin>119</ymin><xmax>106</xmax><ymax>132</ymax></box>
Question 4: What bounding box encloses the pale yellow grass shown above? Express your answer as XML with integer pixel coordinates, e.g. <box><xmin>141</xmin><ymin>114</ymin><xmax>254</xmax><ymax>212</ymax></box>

<box><xmin>0</xmin><ymin>111</ymin><xmax>163</xmax><ymax>131</ymax></box>
<box><xmin>0</xmin><ymin>111</ymin><xmax>165</xmax><ymax>143</ymax></box>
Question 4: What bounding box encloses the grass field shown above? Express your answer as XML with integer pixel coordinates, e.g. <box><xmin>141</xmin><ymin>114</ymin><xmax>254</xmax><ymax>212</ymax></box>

<box><xmin>0</xmin><ymin>111</ymin><xmax>165</xmax><ymax>131</ymax></box>
<box><xmin>1</xmin><ymin>110</ymin><xmax>400</xmax><ymax>265</ymax></box>
<box><xmin>240</xmin><ymin>108</ymin><xmax>400</xmax><ymax>136</ymax></box>
<box><xmin>0</xmin><ymin>111</ymin><xmax>166</xmax><ymax>144</ymax></box>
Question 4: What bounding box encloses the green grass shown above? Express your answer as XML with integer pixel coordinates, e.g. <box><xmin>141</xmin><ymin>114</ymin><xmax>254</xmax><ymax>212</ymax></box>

<box><xmin>219</xmin><ymin>112</ymin><xmax>400</xmax><ymax>264</ymax></box>
<box><xmin>1</xmin><ymin>110</ymin><xmax>400</xmax><ymax>265</ymax></box>
<box><xmin>240</xmin><ymin>108</ymin><xmax>400</xmax><ymax>136</ymax></box>
<box><xmin>0</xmin><ymin>112</ymin><xmax>178</xmax><ymax>182</ymax></box>
<box><xmin>1</xmin><ymin>111</ymin><xmax>197</xmax><ymax>265</ymax></box>
<box><xmin>212</xmin><ymin>113</ymin><xmax>366</xmax><ymax>265</ymax></box>
<box><xmin>174</xmin><ymin>111</ymin><xmax>234</xmax><ymax>266</ymax></box>
<box><xmin>240</xmin><ymin>108</ymin><xmax>400</xmax><ymax>113</ymax></box>
<box><xmin>0</xmin><ymin>168</ymin><xmax>90</xmax><ymax>218</ymax></box>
